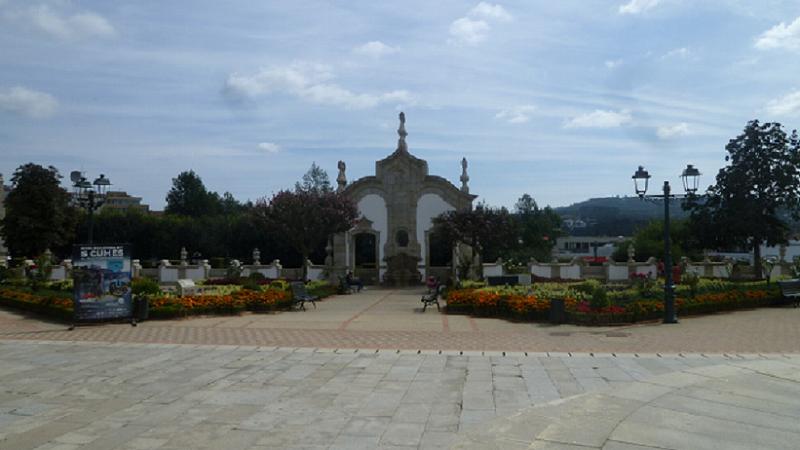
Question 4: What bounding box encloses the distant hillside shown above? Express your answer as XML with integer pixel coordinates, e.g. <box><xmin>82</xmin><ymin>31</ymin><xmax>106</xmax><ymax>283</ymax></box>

<box><xmin>554</xmin><ymin>196</ymin><xmax>690</xmax><ymax>237</ymax></box>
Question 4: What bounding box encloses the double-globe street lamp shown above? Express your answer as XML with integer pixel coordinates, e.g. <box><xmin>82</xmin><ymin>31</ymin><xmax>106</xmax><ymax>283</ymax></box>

<box><xmin>631</xmin><ymin>164</ymin><xmax>701</xmax><ymax>324</ymax></box>
<box><xmin>71</xmin><ymin>172</ymin><xmax>111</xmax><ymax>245</ymax></box>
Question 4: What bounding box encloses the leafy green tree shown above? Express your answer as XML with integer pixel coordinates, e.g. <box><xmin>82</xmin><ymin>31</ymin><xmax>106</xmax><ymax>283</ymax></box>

<box><xmin>256</xmin><ymin>190</ymin><xmax>358</xmax><ymax>279</ymax></box>
<box><xmin>511</xmin><ymin>193</ymin><xmax>563</xmax><ymax>262</ymax></box>
<box><xmin>0</xmin><ymin>163</ymin><xmax>76</xmax><ymax>257</ymax></box>
<box><xmin>612</xmin><ymin>219</ymin><xmax>699</xmax><ymax>262</ymax></box>
<box><xmin>165</xmin><ymin>170</ymin><xmax>222</xmax><ymax>217</ymax></box>
<box><xmin>432</xmin><ymin>204</ymin><xmax>517</xmax><ymax>278</ymax></box>
<box><xmin>295</xmin><ymin>162</ymin><xmax>332</xmax><ymax>193</ymax></box>
<box><xmin>686</xmin><ymin>120</ymin><xmax>800</xmax><ymax>277</ymax></box>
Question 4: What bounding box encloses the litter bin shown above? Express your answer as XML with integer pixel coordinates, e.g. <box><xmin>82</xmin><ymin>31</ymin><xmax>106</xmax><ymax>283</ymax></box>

<box><xmin>134</xmin><ymin>295</ymin><xmax>149</xmax><ymax>321</ymax></box>
<box><xmin>549</xmin><ymin>298</ymin><xmax>565</xmax><ymax>324</ymax></box>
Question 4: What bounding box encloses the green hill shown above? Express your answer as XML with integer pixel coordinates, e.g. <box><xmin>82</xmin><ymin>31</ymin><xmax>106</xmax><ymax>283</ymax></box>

<box><xmin>554</xmin><ymin>196</ymin><xmax>690</xmax><ymax>236</ymax></box>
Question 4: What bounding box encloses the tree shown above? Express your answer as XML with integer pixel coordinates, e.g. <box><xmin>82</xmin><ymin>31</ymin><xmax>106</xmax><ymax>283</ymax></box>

<box><xmin>257</xmin><ymin>190</ymin><xmax>358</xmax><ymax>280</ymax></box>
<box><xmin>432</xmin><ymin>204</ymin><xmax>517</xmax><ymax>278</ymax></box>
<box><xmin>686</xmin><ymin>120</ymin><xmax>800</xmax><ymax>277</ymax></box>
<box><xmin>165</xmin><ymin>170</ymin><xmax>222</xmax><ymax>217</ymax></box>
<box><xmin>0</xmin><ymin>163</ymin><xmax>76</xmax><ymax>257</ymax></box>
<box><xmin>512</xmin><ymin>194</ymin><xmax>563</xmax><ymax>262</ymax></box>
<box><xmin>295</xmin><ymin>162</ymin><xmax>332</xmax><ymax>194</ymax></box>
<box><xmin>612</xmin><ymin>219</ymin><xmax>700</xmax><ymax>263</ymax></box>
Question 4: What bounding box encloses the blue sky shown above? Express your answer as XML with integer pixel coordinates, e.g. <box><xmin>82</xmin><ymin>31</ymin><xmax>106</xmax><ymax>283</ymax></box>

<box><xmin>1</xmin><ymin>0</ymin><xmax>799</xmax><ymax>210</ymax></box>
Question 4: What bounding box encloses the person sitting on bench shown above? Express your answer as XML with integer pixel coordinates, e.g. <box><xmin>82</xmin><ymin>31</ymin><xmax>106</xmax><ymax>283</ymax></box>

<box><xmin>426</xmin><ymin>275</ymin><xmax>438</xmax><ymax>293</ymax></box>
<box><xmin>346</xmin><ymin>271</ymin><xmax>364</xmax><ymax>292</ymax></box>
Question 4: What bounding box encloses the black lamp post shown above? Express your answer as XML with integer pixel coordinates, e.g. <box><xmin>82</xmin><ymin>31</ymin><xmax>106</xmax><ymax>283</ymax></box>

<box><xmin>72</xmin><ymin>173</ymin><xmax>111</xmax><ymax>245</ymax></box>
<box><xmin>631</xmin><ymin>164</ymin><xmax>701</xmax><ymax>324</ymax></box>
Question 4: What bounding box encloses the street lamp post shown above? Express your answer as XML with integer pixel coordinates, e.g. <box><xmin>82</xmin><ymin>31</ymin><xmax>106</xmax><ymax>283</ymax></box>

<box><xmin>72</xmin><ymin>173</ymin><xmax>111</xmax><ymax>245</ymax></box>
<box><xmin>631</xmin><ymin>164</ymin><xmax>701</xmax><ymax>324</ymax></box>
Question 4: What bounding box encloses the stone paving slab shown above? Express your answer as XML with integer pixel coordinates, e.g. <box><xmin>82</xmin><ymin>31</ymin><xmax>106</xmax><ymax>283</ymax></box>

<box><xmin>453</xmin><ymin>355</ymin><xmax>800</xmax><ymax>449</ymax></box>
<box><xmin>0</xmin><ymin>340</ymin><xmax>775</xmax><ymax>450</ymax></box>
<box><xmin>2</xmin><ymin>290</ymin><xmax>800</xmax><ymax>449</ymax></box>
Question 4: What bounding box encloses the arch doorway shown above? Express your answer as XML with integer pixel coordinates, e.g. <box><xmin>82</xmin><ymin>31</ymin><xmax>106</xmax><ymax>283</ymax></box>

<box><xmin>353</xmin><ymin>232</ymin><xmax>379</xmax><ymax>285</ymax></box>
<box><xmin>427</xmin><ymin>231</ymin><xmax>452</xmax><ymax>283</ymax></box>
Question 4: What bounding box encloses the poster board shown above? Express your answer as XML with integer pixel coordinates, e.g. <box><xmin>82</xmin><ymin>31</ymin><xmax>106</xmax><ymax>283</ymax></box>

<box><xmin>72</xmin><ymin>244</ymin><xmax>133</xmax><ymax>322</ymax></box>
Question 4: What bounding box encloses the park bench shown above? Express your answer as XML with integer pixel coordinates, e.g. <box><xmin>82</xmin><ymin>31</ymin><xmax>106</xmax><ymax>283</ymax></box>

<box><xmin>290</xmin><ymin>282</ymin><xmax>318</xmax><ymax>311</ymax></box>
<box><xmin>777</xmin><ymin>279</ymin><xmax>800</xmax><ymax>308</ymax></box>
<box><xmin>421</xmin><ymin>284</ymin><xmax>445</xmax><ymax>312</ymax></box>
<box><xmin>338</xmin><ymin>276</ymin><xmax>354</xmax><ymax>294</ymax></box>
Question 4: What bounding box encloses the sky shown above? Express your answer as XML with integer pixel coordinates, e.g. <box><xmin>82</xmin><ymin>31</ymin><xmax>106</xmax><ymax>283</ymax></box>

<box><xmin>1</xmin><ymin>0</ymin><xmax>800</xmax><ymax>210</ymax></box>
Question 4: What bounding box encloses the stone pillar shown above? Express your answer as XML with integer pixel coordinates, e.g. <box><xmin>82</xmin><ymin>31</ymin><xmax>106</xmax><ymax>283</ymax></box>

<box><xmin>336</xmin><ymin>161</ymin><xmax>347</xmax><ymax>192</ymax></box>
<box><xmin>460</xmin><ymin>157</ymin><xmax>469</xmax><ymax>194</ymax></box>
<box><xmin>180</xmin><ymin>247</ymin><xmax>188</xmax><ymax>266</ymax></box>
<box><xmin>132</xmin><ymin>259</ymin><xmax>142</xmax><ymax>278</ymax></box>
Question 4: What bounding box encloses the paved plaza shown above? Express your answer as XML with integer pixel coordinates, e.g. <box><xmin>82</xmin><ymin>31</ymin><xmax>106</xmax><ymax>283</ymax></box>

<box><xmin>1</xmin><ymin>289</ymin><xmax>799</xmax><ymax>449</ymax></box>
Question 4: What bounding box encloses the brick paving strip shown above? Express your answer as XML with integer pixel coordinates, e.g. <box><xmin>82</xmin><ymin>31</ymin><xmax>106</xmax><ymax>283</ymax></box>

<box><xmin>1</xmin><ymin>297</ymin><xmax>800</xmax><ymax>353</ymax></box>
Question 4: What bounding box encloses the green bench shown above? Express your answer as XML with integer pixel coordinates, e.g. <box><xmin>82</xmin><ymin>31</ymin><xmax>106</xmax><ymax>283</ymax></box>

<box><xmin>777</xmin><ymin>279</ymin><xmax>800</xmax><ymax>308</ymax></box>
<box><xmin>290</xmin><ymin>282</ymin><xmax>318</xmax><ymax>311</ymax></box>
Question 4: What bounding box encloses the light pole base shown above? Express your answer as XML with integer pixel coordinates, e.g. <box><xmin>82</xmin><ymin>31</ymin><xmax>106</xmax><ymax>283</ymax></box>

<box><xmin>663</xmin><ymin>317</ymin><xmax>679</xmax><ymax>324</ymax></box>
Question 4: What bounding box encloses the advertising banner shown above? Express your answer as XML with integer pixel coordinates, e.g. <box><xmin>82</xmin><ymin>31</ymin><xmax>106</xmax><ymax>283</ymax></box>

<box><xmin>72</xmin><ymin>244</ymin><xmax>133</xmax><ymax>322</ymax></box>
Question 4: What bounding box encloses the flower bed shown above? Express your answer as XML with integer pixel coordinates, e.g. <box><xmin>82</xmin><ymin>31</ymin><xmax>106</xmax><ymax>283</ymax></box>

<box><xmin>147</xmin><ymin>289</ymin><xmax>291</xmax><ymax>318</ymax></box>
<box><xmin>0</xmin><ymin>285</ymin><xmax>295</xmax><ymax>320</ymax></box>
<box><xmin>0</xmin><ymin>287</ymin><xmax>73</xmax><ymax>320</ymax></box>
<box><xmin>444</xmin><ymin>280</ymin><xmax>784</xmax><ymax>325</ymax></box>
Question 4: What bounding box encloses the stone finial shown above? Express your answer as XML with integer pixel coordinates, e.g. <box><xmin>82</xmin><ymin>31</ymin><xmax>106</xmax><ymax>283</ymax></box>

<box><xmin>336</xmin><ymin>160</ymin><xmax>347</xmax><ymax>192</ymax></box>
<box><xmin>627</xmin><ymin>243</ymin><xmax>635</xmax><ymax>263</ymax></box>
<box><xmin>780</xmin><ymin>244</ymin><xmax>787</xmax><ymax>262</ymax></box>
<box><xmin>460</xmin><ymin>157</ymin><xmax>469</xmax><ymax>193</ymax></box>
<box><xmin>397</xmin><ymin>112</ymin><xmax>408</xmax><ymax>153</ymax></box>
<box><xmin>43</xmin><ymin>248</ymin><xmax>53</xmax><ymax>263</ymax></box>
<box><xmin>180</xmin><ymin>247</ymin><xmax>188</xmax><ymax>266</ymax></box>
<box><xmin>252</xmin><ymin>247</ymin><xmax>261</xmax><ymax>265</ymax></box>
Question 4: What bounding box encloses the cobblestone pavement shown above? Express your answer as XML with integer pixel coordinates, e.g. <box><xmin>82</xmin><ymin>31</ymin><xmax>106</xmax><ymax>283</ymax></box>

<box><xmin>1</xmin><ymin>289</ymin><xmax>799</xmax><ymax>353</ymax></box>
<box><xmin>0</xmin><ymin>340</ymin><xmax>781</xmax><ymax>450</ymax></box>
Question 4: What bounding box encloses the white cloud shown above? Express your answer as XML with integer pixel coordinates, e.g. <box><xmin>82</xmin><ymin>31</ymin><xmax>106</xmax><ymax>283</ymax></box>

<box><xmin>661</xmin><ymin>47</ymin><xmax>693</xmax><ymax>60</ymax></box>
<box><xmin>353</xmin><ymin>41</ymin><xmax>397</xmax><ymax>58</ymax></box>
<box><xmin>470</xmin><ymin>2</ymin><xmax>512</xmax><ymax>21</ymax></box>
<box><xmin>619</xmin><ymin>0</ymin><xmax>661</xmax><ymax>15</ymax></box>
<box><xmin>0</xmin><ymin>86</ymin><xmax>58</xmax><ymax>118</ymax></box>
<box><xmin>605</xmin><ymin>59</ymin><xmax>623</xmax><ymax>69</ymax></box>
<box><xmin>23</xmin><ymin>4</ymin><xmax>115</xmax><ymax>40</ymax></box>
<box><xmin>564</xmin><ymin>109</ymin><xmax>632</xmax><ymax>128</ymax></box>
<box><xmin>448</xmin><ymin>3</ymin><xmax>511</xmax><ymax>45</ymax></box>
<box><xmin>257</xmin><ymin>142</ymin><xmax>281</xmax><ymax>153</ymax></box>
<box><xmin>656</xmin><ymin>122</ymin><xmax>690</xmax><ymax>139</ymax></box>
<box><xmin>755</xmin><ymin>16</ymin><xmax>800</xmax><ymax>51</ymax></box>
<box><xmin>765</xmin><ymin>90</ymin><xmax>800</xmax><ymax>116</ymax></box>
<box><xmin>448</xmin><ymin>17</ymin><xmax>490</xmax><ymax>45</ymax></box>
<box><xmin>495</xmin><ymin>105</ymin><xmax>536</xmax><ymax>124</ymax></box>
<box><xmin>225</xmin><ymin>62</ymin><xmax>414</xmax><ymax>109</ymax></box>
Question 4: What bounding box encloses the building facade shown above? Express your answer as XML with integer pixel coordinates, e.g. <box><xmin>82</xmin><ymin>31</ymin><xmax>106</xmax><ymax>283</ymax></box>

<box><xmin>331</xmin><ymin>113</ymin><xmax>476</xmax><ymax>285</ymax></box>
<box><xmin>100</xmin><ymin>191</ymin><xmax>149</xmax><ymax>212</ymax></box>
